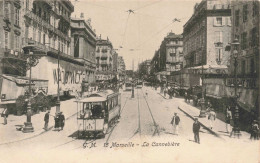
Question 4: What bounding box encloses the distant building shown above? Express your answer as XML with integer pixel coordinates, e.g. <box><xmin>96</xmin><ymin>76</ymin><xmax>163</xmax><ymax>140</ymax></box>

<box><xmin>165</xmin><ymin>33</ymin><xmax>183</xmax><ymax>73</ymax></box>
<box><xmin>71</xmin><ymin>16</ymin><xmax>97</xmax><ymax>84</ymax></box>
<box><xmin>150</xmin><ymin>32</ymin><xmax>183</xmax><ymax>83</ymax></box>
<box><xmin>226</xmin><ymin>0</ymin><xmax>259</xmax><ymax>116</ymax></box>
<box><xmin>0</xmin><ymin>1</ymin><xmax>26</xmax><ymax>77</ymax></box>
<box><xmin>117</xmin><ymin>56</ymin><xmax>126</xmax><ymax>82</ymax></box>
<box><xmin>183</xmin><ymin>0</ymin><xmax>232</xmax><ymax>88</ymax></box>
<box><xmin>95</xmin><ymin>37</ymin><xmax>115</xmax><ymax>82</ymax></box>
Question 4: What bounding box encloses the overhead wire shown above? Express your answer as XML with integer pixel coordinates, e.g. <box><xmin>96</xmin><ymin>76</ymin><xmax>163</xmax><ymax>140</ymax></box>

<box><xmin>133</xmin><ymin>1</ymin><xmax>162</xmax><ymax>11</ymax></box>
<box><xmin>132</xmin><ymin>16</ymin><xmax>189</xmax><ymax>50</ymax></box>
<box><xmin>121</xmin><ymin>12</ymin><xmax>131</xmax><ymax>47</ymax></box>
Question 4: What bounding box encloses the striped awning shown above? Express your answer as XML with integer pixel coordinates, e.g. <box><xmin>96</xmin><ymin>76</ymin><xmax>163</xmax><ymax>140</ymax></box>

<box><xmin>237</xmin><ymin>89</ymin><xmax>258</xmax><ymax>111</ymax></box>
<box><xmin>206</xmin><ymin>84</ymin><xmax>225</xmax><ymax>99</ymax></box>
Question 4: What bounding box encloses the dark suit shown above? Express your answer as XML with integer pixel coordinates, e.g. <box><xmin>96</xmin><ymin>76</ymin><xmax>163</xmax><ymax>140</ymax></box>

<box><xmin>193</xmin><ymin>122</ymin><xmax>201</xmax><ymax>143</ymax></box>
<box><xmin>59</xmin><ymin>114</ymin><xmax>65</xmax><ymax>130</ymax></box>
<box><xmin>44</xmin><ymin>113</ymin><xmax>49</xmax><ymax>130</ymax></box>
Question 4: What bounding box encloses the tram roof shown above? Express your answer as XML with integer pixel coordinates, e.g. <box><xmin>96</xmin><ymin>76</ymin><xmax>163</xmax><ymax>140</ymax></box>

<box><xmin>76</xmin><ymin>96</ymin><xmax>107</xmax><ymax>103</ymax></box>
<box><xmin>75</xmin><ymin>89</ymin><xmax>116</xmax><ymax>103</ymax></box>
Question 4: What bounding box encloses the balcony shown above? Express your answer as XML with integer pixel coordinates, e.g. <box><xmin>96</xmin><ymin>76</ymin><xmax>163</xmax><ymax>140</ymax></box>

<box><xmin>101</xmin><ymin>61</ymin><xmax>107</xmax><ymax>65</ymax></box>
<box><xmin>24</xmin><ymin>9</ymin><xmax>53</xmax><ymax>32</ymax></box>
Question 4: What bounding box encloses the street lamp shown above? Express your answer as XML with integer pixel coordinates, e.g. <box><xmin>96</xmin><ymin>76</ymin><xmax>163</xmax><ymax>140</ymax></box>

<box><xmin>199</xmin><ymin>46</ymin><xmax>206</xmax><ymax>118</ymax></box>
<box><xmin>22</xmin><ymin>47</ymin><xmax>40</xmax><ymax>133</ymax></box>
<box><xmin>230</xmin><ymin>38</ymin><xmax>241</xmax><ymax>138</ymax></box>
<box><xmin>56</xmin><ymin>50</ymin><xmax>61</xmax><ymax>115</ymax></box>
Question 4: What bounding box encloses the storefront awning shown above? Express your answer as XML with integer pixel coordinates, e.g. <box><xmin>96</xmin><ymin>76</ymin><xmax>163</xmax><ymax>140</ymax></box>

<box><xmin>206</xmin><ymin>83</ymin><xmax>226</xmax><ymax>99</ymax></box>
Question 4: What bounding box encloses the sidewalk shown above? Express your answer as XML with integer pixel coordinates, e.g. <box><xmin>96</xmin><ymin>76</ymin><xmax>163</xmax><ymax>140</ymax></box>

<box><xmin>0</xmin><ymin>98</ymin><xmax>78</xmax><ymax>145</ymax></box>
<box><xmin>156</xmin><ymin>89</ymin><xmax>251</xmax><ymax>141</ymax></box>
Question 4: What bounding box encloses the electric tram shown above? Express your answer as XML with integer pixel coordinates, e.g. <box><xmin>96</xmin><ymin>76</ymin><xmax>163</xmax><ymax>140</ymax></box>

<box><xmin>125</xmin><ymin>82</ymin><xmax>132</xmax><ymax>91</ymax></box>
<box><xmin>75</xmin><ymin>90</ymin><xmax>121</xmax><ymax>138</ymax></box>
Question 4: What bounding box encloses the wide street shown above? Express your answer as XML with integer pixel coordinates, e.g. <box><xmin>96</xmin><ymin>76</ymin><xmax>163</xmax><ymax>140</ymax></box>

<box><xmin>0</xmin><ymin>86</ymin><xmax>258</xmax><ymax>162</ymax></box>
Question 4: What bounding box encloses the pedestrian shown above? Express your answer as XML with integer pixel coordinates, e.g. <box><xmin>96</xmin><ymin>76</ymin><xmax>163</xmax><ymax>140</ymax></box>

<box><xmin>193</xmin><ymin>118</ymin><xmax>200</xmax><ymax>144</ymax></box>
<box><xmin>208</xmin><ymin>109</ymin><xmax>216</xmax><ymax>129</ymax></box>
<box><xmin>59</xmin><ymin>112</ymin><xmax>65</xmax><ymax>131</ymax></box>
<box><xmin>226</xmin><ymin>106</ymin><xmax>232</xmax><ymax>133</ymax></box>
<box><xmin>54</xmin><ymin>113</ymin><xmax>59</xmax><ymax>131</ymax></box>
<box><xmin>250</xmin><ymin>120</ymin><xmax>259</xmax><ymax>140</ymax></box>
<box><xmin>171</xmin><ymin>113</ymin><xmax>180</xmax><ymax>135</ymax></box>
<box><xmin>1</xmin><ymin>107</ymin><xmax>8</xmax><ymax>125</ymax></box>
<box><xmin>44</xmin><ymin>111</ymin><xmax>50</xmax><ymax>130</ymax></box>
<box><xmin>184</xmin><ymin>91</ymin><xmax>188</xmax><ymax>102</ymax></box>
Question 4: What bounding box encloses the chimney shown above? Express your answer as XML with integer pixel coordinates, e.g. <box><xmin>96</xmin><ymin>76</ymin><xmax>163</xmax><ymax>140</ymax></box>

<box><xmin>80</xmin><ymin>13</ymin><xmax>84</xmax><ymax>18</ymax></box>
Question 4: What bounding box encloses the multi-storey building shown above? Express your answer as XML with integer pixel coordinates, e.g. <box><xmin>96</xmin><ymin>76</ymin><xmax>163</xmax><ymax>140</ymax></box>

<box><xmin>165</xmin><ymin>32</ymin><xmax>183</xmax><ymax>72</ymax></box>
<box><xmin>112</xmin><ymin>50</ymin><xmax>118</xmax><ymax>73</ymax></box>
<box><xmin>150</xmin><ymin>32</ymin><xmax>184</xmax><ymax>83</ymax></box>
<box><xmin>226</xmin><ymin>0</ymin><xmax>259</xmax><ymax>119</ymax></box>
<box><xmin>0</xmin><ymin>0</ymin><xmax>29</xmax><ymax>108</ymax></box>
<box><xmin>117</xmin><ymin>56</ymin><xmax>126</xmax><ymax>82</ymax></box>
<box><xmin>0</xmin><ymin>0</ymin><xmax>26</xmax><ymax>76</ymax></box>
<box><xmin>71</xmin><ymin>16</ymin><xmax>97</xmax><ymax>84</ymax></box>
<box><xmin>21</xmin><ymin>0</ymin><xmax>85</xmax><ymax>96</ymax></box>
<box><xmin>95</xmin><ymin>38</ymin><xmax>115</xmax><ymax>81</ymax></box>
<box><xmin>183</xmin><ymin>0</ymin><xmax>232</xmax><ymax>92</ymax></box>
<box><xmin>117</xmin><ymin>56</ymin><xmax>125</xmax><ymax>72</ymax></box>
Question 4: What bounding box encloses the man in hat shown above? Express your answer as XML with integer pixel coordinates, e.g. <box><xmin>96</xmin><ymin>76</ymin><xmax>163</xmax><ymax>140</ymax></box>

<box><xmin>59</xmin><ymin>112</ymin><xmax>65</xmax><ymax>131</ymax></box>
<box><xmin>193</xmin><ymin>118</ymin><xmax>201</xmax><ymax>144</ymax></box>
<box><xmin>171</xmin><ymin>113</ymin><xmax>180</xmax><ymax>135</ymax></box>
<box><xmin>44</xmin><ymin>111</ymin><xmax>50</xmax><ymax>130</ymax></box>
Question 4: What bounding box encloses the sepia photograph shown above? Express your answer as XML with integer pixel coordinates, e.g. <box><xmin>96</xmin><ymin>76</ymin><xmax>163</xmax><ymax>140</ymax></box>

<box><xmin>0</xmin><ymin>0</ymin><xmax>259</xmax><ymax>162</ymax></box>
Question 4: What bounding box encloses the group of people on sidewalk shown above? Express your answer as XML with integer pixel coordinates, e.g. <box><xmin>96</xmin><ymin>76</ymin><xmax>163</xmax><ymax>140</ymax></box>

<box><xmin>170</xmin><ymin>112</ymin><xmax>201</xmax><ymax>144</ymax></box>
<box><xmin>44</xmin><ymin>111</ymin><xmax>65</xmax><ymax>131</ymax></box>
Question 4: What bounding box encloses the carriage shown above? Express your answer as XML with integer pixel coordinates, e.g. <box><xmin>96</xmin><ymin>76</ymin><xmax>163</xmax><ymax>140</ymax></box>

<box><xmin>75</xmin><ymin>90</ymin><xmax>121</xmax><ymax>138</ymax></box>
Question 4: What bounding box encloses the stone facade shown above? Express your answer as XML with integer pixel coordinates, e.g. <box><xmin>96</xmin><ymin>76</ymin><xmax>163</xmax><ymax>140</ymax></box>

<box><xmin>71</xmin><ymin>17</ymin><xmax>97</xmax><ymax>83</ymax></box>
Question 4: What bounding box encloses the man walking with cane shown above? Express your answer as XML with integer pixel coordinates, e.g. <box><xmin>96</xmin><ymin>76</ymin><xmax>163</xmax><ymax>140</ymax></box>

<box><xmin>193</xmin><ymin>118</ymin><xmax>201</xmax><ymax>144</ymax></box>
<box><xmin>171</xmin><ymin>113</ymin><xmax>180</xmax><ymax>135</ymax></box>
<box><xmin>44</xmin><ymin>111</ymin><xmax>50</xmax><ymax>130</ymax></box>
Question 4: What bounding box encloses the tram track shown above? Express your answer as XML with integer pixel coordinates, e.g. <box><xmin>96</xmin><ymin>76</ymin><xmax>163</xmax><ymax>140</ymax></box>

<box><xmin>105</xmin><ymin>92</ymin><xmax>131</xmax><ymax>144</ymax></box>
<box><xmin>141</xmin><ymin>89</ymin><xmax>160</xmax><ymax>136</ymax></box>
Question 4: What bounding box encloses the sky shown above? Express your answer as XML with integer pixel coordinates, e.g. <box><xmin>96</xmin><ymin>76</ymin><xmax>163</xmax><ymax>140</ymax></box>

<box><xmin>72</xmin><ymin>0</ymin><xmax>201</xmax><ymax>70</ymax></box>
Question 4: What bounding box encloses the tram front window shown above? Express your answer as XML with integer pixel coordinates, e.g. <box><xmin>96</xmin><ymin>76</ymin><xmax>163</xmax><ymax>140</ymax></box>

<box><xmin>90</xmin><ymin>103</ymin><xmax>104</xmax><ymax>119</ymax></box>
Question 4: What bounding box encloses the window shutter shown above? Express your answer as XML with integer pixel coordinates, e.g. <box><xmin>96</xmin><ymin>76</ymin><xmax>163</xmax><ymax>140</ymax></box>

<box><xmin>213</xmin><ymin>17</ymin><xmax>217</xmax><ymax>26</ymax></box>
<box><xmin>220</xmin><ymin>31</ymin><xmax>223</xmax><ymax>43</ymax></box>
<box><xmin>222</xmin><ymin>17</ymin><xmax>225</xmax><ymax>26</ymax></box>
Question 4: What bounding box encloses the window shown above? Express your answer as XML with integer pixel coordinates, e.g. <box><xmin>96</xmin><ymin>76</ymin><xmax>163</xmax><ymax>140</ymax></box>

<box><xmin>215</xmin><ymin>31</ymin><xmax>223</xmax><ymax>43</ymax></box>
<box><xmin>4</xmin><ymin>2</ymin><xmax>9</xmax><ymax>19</ymax></box>
<box><xmin>38</xmin><ymin>31</ymin><xmax>41</xmax><ymax>43</ymax></box>
<box><xmin>15</xmin><ymin>8</ymin><xmax>20</xmax><ymax>26</ymax></box>
<box><xmin>251</xmin><ymin>28</ymin><xmax>258</xmax><ymax>47</ymax></box>
<box><xmin>216</xmin><ymin>48</ymin><xmax>223</xmax><ymax>63</ymax></box>
<box><xmin>33</xmin><ymin>28</ymin><xmax>36</xmax><ymax>40</ymax></box>
<box><xmin>250</xmin><ymin>58</ymin><xmax>255</xmax><ymax>75</ymax></box>
<box><xmin>33</xmin><ymin>3</ymin><xmax>36</xmax><ymax>14</ymax></box>
<box><xmin>14</xmin><ymin>35</ymin><xmax>20</xmax><ymax>49</ymax></box>
<box><xmin>43</xmin><ymin>34</ymin><xmax>46</xmax><ymax>45</ymax></box>
<box><xmin>4</xmin><ymin>31</ymin><xmax>9</xmax><ymax>49</ymax></box>
<box><xmin>235</xmin><ymin>10</ymin><xmax>240</xmax><ymax>26</ymax></box>
<box><xmin>253</xmin><ymin>2</ymin><xmax>259</xmax><ymax>17</ymax></box>
<box><xmin>216</xmin><ymin>17</ymin><xmax>222</xmax><ymax>25</ymax></box>
<box><xmin>241</xmin><ymin>32</ymin><xmax>247</xmax><ymax>50</ymax></box>
<box><xmin>243</xmin><ymin>5</ymin><xmax>248</xmax><ymax>22</ymax></box>
<box><xmin>26</xmin><ymin>0</ymin><xmax>29</xmax><ymax>9</ymax></box>
<box><xmin>241</xmin><ymin>60</ymin><xmax>246</xmax><ymax>75</ymax></box>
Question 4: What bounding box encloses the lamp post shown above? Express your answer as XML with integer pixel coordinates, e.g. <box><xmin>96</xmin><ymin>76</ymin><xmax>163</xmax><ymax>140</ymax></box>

<box><xmin>56</xmin><ymin>51</ymin><xmax>60</xmax><ymax>114</ymax></box>
<box><xmin>199</xmin><ymin>46</ymin><xmax>206</xmax><ymax>117</ymax></box>
<box><xmin>22</xmin><ymin>46</ymin><xmax>40</xmax><ymax>133</ymax></box>
<box><xmin>230</xmin><ymin>38</ymin><xmax>241</xmax><ymax>138</ymax></box>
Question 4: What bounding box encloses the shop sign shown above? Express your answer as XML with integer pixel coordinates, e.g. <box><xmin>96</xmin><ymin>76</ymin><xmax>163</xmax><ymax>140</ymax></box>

<box><xmin>225</xmin><ymin>78</ymin><xmax>257</xmax><ymax>88</ymax></box>
<box><xmin>15</xmin><ymin>79</ymin><xmax>35</xmax><ymax>85</ymax></box>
